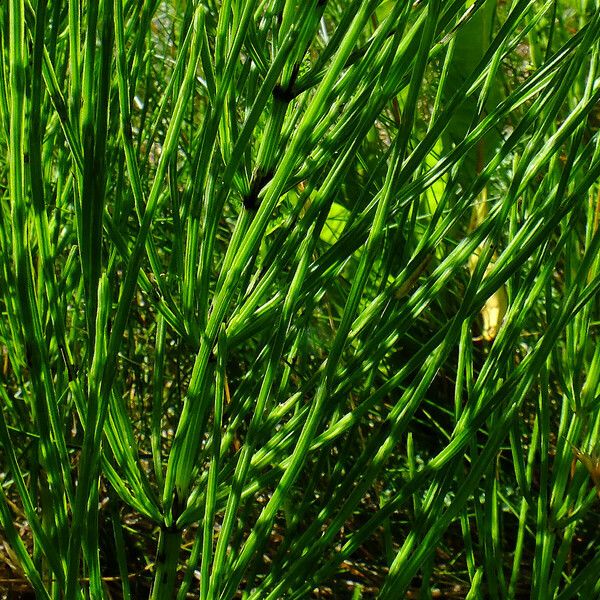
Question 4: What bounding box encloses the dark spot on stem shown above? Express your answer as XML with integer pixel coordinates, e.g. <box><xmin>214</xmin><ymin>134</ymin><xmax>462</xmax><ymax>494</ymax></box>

<box><xmin>124</xmin><ymin>120</ymin><xmax>133</xmax><ymax>141</ymax></box>
<box><xmin>273</xmin><ymin>83</ymin><xmax>296</xmax><ymax>103</ymax></box>
<box><xmin>273</xmin><ymin>63</ymin><xmax>301</xmax><ymax>103</ymax></box>
<box><xmin>243</xmin><ymin>169</ymin><xmax>274</xmax><ymax>211</ymax></box>
<box><xmin>171</xmin><ymin>489</ymin><xmax>185</xmax><ymax>521</ymax></box>
<box><xmin>165</xmin><ymin>522</ymin><xmax>179</xmax><ymax>534</ymax></box>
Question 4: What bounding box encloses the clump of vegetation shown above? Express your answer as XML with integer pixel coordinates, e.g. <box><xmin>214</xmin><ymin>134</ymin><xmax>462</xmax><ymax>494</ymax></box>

<box><xmin>0</xmin><ymin>0</ymin><xmax>599</xmax><ymax>598</ymax></box>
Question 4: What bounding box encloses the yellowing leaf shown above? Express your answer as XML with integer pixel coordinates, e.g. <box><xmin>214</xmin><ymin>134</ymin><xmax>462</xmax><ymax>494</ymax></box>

<box><xmin>468</xmin><ymin>188</ymin><xmax>507</xmax><ymax>341</ymax></box>
<box><xmin>571</xmin><ymin>445</ymin><xmax>600</xmax><ymax>494</ymax></box>
<box><xmin>480</xmin><ymin>285</ymin><xmax>508</xmax><ymax>342</ymax></box>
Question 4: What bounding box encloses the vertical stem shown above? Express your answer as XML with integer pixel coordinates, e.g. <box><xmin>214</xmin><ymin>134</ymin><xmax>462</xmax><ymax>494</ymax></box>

<box><xmin>151</xmin><ymin>527</ymin><xmax>183</xmax><ymax>600</ymax></box>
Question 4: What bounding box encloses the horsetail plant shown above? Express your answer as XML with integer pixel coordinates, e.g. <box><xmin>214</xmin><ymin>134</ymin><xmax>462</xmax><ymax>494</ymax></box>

<box><xmin>1</xmin><ymin>0</ymin><xmax>600</xmax><ymax>598</ymax></box>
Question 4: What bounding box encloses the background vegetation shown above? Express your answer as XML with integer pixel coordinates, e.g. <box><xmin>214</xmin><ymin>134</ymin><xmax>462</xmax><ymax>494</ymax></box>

<box><xmin>0</xmin><ymin>0</ymin><xmax>600</xmax><ymax>598</ymax></box>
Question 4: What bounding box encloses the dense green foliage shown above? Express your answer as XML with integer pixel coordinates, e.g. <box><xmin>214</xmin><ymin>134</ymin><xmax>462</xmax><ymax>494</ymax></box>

<box><xmin>0</xmin><ymin>0</ymin><xmax>600</xmax><ymax>598</ymax></box>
